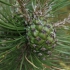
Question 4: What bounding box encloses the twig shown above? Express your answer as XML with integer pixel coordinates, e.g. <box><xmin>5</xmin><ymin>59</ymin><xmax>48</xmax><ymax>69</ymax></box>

<box><xmin>54</xmin><ymin>14</ymin><xmax>70</xmax><ymax>27</ymax></box>
<box><xmin>25</xmin><ymin>55</ymin><xmax>39</xmax><ymax>69</ymax></box>
<box><xmin>51</xmin><ymin>66</ymin><xmax>64</xmax><ymax>70</ymax></box>
<box><xmin>17</xmin><ymin>0</ymin><xmax>30</xmax><ymax>22</ymax></box>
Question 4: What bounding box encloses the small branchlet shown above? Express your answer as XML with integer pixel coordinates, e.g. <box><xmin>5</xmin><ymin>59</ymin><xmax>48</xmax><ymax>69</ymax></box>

<box><xmin>17</xmin><ymin>0</ymin><xmax>30</xmax><ymax>22</ymax></box>
<box><xmin>54</xmin><ymin>14</ymin><xmax>70</xmax><ymax>27</ymax></box>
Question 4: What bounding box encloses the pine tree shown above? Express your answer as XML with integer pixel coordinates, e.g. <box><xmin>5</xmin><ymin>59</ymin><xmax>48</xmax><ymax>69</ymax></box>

<box><xmin>0</xmin><ymin>0</ymin><xmax>70</xmax><ymax>70</ymax></box>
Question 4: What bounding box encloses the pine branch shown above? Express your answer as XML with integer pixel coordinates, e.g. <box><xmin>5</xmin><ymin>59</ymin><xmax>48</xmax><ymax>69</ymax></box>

<box><xmin>54</xmin><ymin>14</ymin><xmax>70</xmax><ymax>27</ymax></box>
<box><xmin>17</xmin><ymin>0</ymin><xmax>30</xmax><ymax>22</ymax></box>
